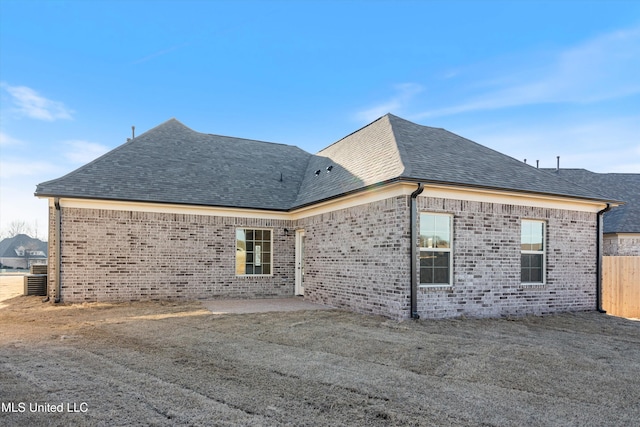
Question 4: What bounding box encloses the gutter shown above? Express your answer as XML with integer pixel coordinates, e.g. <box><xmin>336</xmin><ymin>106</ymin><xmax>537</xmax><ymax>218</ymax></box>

<box><xmin>410</xmin><ymin>183</ymin><xmax>424</xmax><ymax>319</ymax></box>
<box><xmin>54</xmin><ymin>198</ymin><xmax>62</xmax><ymax>303</ymax></box>
<box><xmin>595</xmin><ymin>203</ymin><xmax>612</xmax><ymax>313</ymax></box>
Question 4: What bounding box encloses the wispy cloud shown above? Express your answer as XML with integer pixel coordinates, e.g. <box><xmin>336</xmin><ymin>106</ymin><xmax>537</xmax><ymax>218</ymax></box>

<box><xmin>64</xmin><ymin>140</ymin><xmax>110</xmax><ymax>164</ymax></box>
<box><xmin>465</xmin><ymin>115</ymin><xmax>640</xmax><ymax>173</ymax></box>
<box><xmin>1</xmin><ymin>83</ymin><xmax>74</xmax><ymax>121</ymax></box>
<box><xmin>355</xmin><ymin>83</ymin><xmax>424</xmax><ymax>122</ymax></box>
<box><xmin>0</xmin><ymin>157</ymin><xmax>60</xmax><ymax>179</ymax></box>
<box><xmin>0</xmin><ymin>132</ymin><xmax>25</xmax><ymax>146</ymax></box>
<box><xmin>413</xmin><ymin>26</ymin><xmax>640</xmax><ymax>119</ymax></box>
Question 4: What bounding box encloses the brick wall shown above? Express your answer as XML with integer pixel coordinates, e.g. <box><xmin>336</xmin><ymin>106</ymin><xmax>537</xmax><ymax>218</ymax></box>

<box><xmin>55</xmin><ymin>207</ymin><xmax>295</xmax><ymax>302</ymax></box>
<box><xmin>604</xmin><ymin>234</ymin><xmax>640</xmax><ymax>256</ymax></box>
<box><xmin>49</xmin><ymin>195</ymin><xmax>600</xmax><ymax>320</ymax></box>
<box><xmin>296</xmin><ymin>196</ymin><xmax>411</xmax><ymax>319</ymax></box>
<box><xmin>416</xmin><ymin>197</ymin><xmax>598</xmax><ymax>319</ymax></box>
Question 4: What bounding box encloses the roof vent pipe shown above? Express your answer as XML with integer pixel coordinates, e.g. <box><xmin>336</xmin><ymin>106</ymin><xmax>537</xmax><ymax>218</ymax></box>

<box><xmin>557</xmin><ymin>156</ymin><xmax>560</xmax><ymax>171</ymax></box>
<box><xmin>536</xmin><ymin>160</ymin><xmax>539</xmax><ymax>169</ymax></box>
<box><xmin>132</xmin><ymin>126</ymin><xmax>135</xmax><ymax>139</ymax></box>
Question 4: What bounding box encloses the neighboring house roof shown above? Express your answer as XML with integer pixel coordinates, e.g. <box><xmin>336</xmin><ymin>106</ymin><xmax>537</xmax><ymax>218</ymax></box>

<box><xmin>543</xmin><ymin>169</ymin><xmax>640</xmax><ymax>234</ymax></box>
<box><xmin>36</xmin><ymin>114</ymin><xmax>615</xmax><ymax>210</ymax></box>
<box><xmin>0</xmin><ymin>234</ymin><xmax>48</xmax><ymax>258</ymax></box>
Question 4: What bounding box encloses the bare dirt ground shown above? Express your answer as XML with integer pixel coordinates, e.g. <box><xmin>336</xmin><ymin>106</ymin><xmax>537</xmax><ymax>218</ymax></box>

<box><xmin>1</xmin><ymin>283</ymin><xmax>639</xmax><ymax>426</ymax></box>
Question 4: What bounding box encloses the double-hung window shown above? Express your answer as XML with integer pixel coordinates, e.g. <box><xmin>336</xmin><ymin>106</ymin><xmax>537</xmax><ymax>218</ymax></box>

<box><xmin>419</xmin><ymin>213</ymin><xmax>453</xmax><ymax>285</ymax></box>
<box><xmin>521</xmin><ymin>220</ymin><xmax>545</xmax><ymax>283</ymax></box>
<box><xmin>236</xmin><ymin>228</ymin><xmax>272</xmax><ymax>275</ymax></box>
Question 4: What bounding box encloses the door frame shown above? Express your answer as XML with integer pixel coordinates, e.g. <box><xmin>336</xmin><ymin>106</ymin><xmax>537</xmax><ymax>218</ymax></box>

<box><xmin>295</xmin><ymin>229</ymin><xmax>305</xmax><ymax>296</ymax></box>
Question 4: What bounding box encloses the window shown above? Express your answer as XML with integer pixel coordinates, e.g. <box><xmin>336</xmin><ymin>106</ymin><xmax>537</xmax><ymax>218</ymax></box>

<box><xmin>419</xmin><ymin>213</ymin><xmax>453</xmax><ymax>285</ymax></box>
<box><xmin>236</xmin><ymin>228</ymin><xmax>272</xmax><ymax>275</ymax></box>
<box><xmin>521</xmin><ymin>220</ymin><xmax>545</xmax><ymax>283</ymax></box>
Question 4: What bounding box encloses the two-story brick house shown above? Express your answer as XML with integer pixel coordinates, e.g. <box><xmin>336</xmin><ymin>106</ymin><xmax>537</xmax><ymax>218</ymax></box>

<box><xmin>35</xmin><ymin>114</ymin><xmax>618</xmax><ymax>319</ymax></box>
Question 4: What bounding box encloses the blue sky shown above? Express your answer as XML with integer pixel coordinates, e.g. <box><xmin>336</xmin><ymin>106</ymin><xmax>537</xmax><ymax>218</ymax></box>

<box><xmin>1</xmin><ymin>0</ymin><xmax>639</xmax><ymax>238</ymax></box>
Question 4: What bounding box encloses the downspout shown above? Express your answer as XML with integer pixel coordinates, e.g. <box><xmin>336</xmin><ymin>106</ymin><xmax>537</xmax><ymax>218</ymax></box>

<box><xmin>54</xmin><ymin>198</ymin><xmax>62</xmax><ymax>303</ymax></box>
<box><xmin>410</xmin><ymin>183</ymin><xmax>424</xmax><ymax>319</ymax></box>
<box><xmin>596</xmin><ymin>203</ymin><xmax>612</xmax><ymax>313</ymax></box>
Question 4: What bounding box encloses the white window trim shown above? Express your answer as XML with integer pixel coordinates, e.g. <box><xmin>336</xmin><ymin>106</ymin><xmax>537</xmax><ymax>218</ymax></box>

<box><xmin>419</xmin><ymin>212</ymin><xmax>454</xmax><ymax>287</ymax></box>
<box><xmin>235</xmin><ymin>227</ymin><xmax>274</xmax><ymax>277</ymax></box>
<box><xmin>521</xmin><ymin>219</ymin><xmax>546</xmax><ymax>285</ymax></box>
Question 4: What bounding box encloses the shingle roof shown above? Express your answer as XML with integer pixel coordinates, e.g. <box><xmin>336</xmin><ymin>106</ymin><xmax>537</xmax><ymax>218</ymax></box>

<box><xmin>0</xmin><ymin>234</ymin><xmax>48</xmax><ymax>258</ymax></box>
<box><xmin>36</xmin><ymin>114</ymin><xmax>615</xmax><ymax>210</ymax></box>
<box><xmin>295</xmin><ymin>114</ymin><xmax>614</xmax><ymax>206</ymax></box>
<box><xmin>36</xmin><ymin>119</ymin><xmax>312</xmax><ymax>211</ymax></box>
<box><xmin>542</xmin><ymin>169</ymin><xmax>640</xmax><ymax>233</ymax></box>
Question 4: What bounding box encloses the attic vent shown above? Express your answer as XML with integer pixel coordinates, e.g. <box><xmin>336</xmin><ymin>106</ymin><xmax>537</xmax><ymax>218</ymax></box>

<box><xmin>326</xmin><ymin>165</ymin><xmax>333</xmax><ymax>173</ymax></box>
<box><xmin>315</xmin><ymin>170</ymin><xmax>321</xmax><ymax>176</ymax></box>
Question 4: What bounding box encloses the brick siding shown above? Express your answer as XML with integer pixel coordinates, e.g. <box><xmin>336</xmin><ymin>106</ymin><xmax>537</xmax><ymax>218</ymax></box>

<box><xmin>297</xmin><ymin>196</ymin><xmax>411</xmax><ymax>319</ymax></box>
<box><xmin>604</xmin><ymin>234</ymin><xmax>640</xmax><ymax>256</ymax></box>
<box><xmin>48</xmin><ymin>195</ymin><xmax>599</xmax><ymax>320</ymax></box>
<box><xmin>416</xmin><ymin>197</ymin><xmax>598</xmax><ymax>319</ymax></box>
<box><xmin>51</xmin><ymin>207</ymin><xmax>295</xmax><ymax>302</ymax></box>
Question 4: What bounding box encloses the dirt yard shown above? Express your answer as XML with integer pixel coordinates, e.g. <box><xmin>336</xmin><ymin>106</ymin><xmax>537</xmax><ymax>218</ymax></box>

<box><xmin>1</xmin><ymin>286</ymin><xmax>639</xmax><ymax>426</ymax></box>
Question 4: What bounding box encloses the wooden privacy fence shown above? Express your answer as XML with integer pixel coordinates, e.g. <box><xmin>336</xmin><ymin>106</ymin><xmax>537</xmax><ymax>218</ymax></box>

<box><xmin>603</xmin><ymin>256</ymin><xmax>640</xmax><ymax>318</ymax></box>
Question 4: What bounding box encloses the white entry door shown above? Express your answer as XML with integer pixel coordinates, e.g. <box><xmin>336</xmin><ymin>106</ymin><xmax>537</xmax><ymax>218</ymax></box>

<box><xmin>295</xmin><ymin>229</ymin><xmax>305</xmax><ymax>295</ymax></box>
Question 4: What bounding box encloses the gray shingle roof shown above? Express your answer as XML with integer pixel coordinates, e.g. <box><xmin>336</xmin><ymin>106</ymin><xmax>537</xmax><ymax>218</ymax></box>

<box><xmin>542</xmin><ymin>169</ymin><xmax>640</xmax><ymax>233</ymax></box>
<box><xmin>36</xmin><ymin>114</ymin><xmax>616</xmax><ymax>211</ymax></box>
<box><xmin>295</xmin><ymin>114</ymin><xmax>614</xmax><ymax>206</ymax></box>
<box><xmin>36</xmin><ymin>119</ymin><xmax>312</xmax><ymax>210</ymax></box>
<box><xmin>0</xmin><ymin>234</ymin><xmax>48</xmax><ymax>258</ymax></box>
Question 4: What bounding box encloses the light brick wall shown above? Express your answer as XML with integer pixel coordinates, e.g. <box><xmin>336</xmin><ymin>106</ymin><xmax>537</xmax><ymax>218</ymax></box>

<box><xmin>55</xmin><ymin>207</ymin><xmax>295</xmax><ymax>302</ymax></box>
<box><xmin>416</xmin><ymin>197</ymin><xmax>598</xmax><ymax>319</ymax></box>
<box><xmin>296</xmin><ymin>196</ymin><xmax>411</xmax><ymax>319</ymax></box>
<box><xmin>604</xmin><ymin>234</ymin><xmax>640</xmax><ymax>256</ymax></box>
<box><xmin>48</xmin><ymin>195</ymin><xmax>600</xmax><ymax>320</ymax></box>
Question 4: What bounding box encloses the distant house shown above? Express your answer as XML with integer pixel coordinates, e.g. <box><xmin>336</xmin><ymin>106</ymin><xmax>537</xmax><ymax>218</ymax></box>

<box><xmin>0</xmin><ymin>234</ymin><xmax>48</xmax><ymax>269</ymax></box>
<box><xmin>35</xmin><ymin>114</ymin><xmax>619</xmax><ymax>319</ymax></box>
<box><xmin>545</xmin><ymin>169</ymin><xmax>640</xmax><ymax>256</ymax></box>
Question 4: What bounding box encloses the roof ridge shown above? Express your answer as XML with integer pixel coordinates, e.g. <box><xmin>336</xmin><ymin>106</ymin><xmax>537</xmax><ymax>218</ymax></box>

<box><xmin>318</xmin><ymin>114</ymin><xmax>390</xmax><ymax>153</ymax></box>
<box><xmin>35</xmin><ymin>118</ymin><xmax>190</xmax><ymax>191</ymax></box>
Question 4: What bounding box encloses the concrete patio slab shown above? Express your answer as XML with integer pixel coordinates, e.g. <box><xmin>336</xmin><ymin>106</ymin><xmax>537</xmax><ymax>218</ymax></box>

<box><xmin>201</xmin><ymin>297</ymin><xmax>334</xmax><ymax>314</ymax></box>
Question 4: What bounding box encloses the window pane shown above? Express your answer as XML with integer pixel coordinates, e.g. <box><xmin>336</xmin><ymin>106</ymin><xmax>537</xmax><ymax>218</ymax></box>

<box><xmin>420</xmin><ymin>214</ymin><xmax>451</xmax><ymax>249</ymax></box>
<box><xmin>434</xmin><ymin>252</ymin><xmax>449</xmax><ymax>267</ymax></box>
<box><xmin>521</xmin><ymin>254</ymin><xmax>543</xmax><ymax>283</ymax></box>
<box><xmin>530</xmin><ymin>222</ymin><xmax>543</xmax><ymax>251</ymax></box>
<box><xmin>420</xmin><ymin>253</ymin><xmax>435</xmax><ymax>267</ymax></box>
<box><xmin>435</xmin><ymin>216</ymin><xmax>450</xmax><ymax>248</ymax></box>
<box><xmin>530</xmin><ymin>254</ymin><xmax>542</xmax><ymax>268</ymax></box>
<box><xmin>522</xmin><ymin>220</ymin><xmax>544</xmax><ymax>251</ymax></box>
<box><xmin>420</xmin><ymin>268</ymin><xmax>431</xmax><ymax>284</ymax></box>
<box><xmin>433</xmin><ymin>267</ymin><xmax>449</xmax><ymax>284</ymax></box>
<box><xmin>236</xmin><ymin>228</ymin><xmax>273</xmax><ymax>275</ymax></box>
<box><xmin>420</xmin><ymin>251</ymin><xmax>450</xmax><ymax>284</ymax></box>
<box><xmin>530</xmin><ymin>267</ymin><xmax>542</xmax><ymax>282</ymax></box>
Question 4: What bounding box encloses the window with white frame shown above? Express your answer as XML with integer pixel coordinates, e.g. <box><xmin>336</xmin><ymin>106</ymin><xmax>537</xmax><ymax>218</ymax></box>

<box><xmin>521</xmin><ymin>220</ymin><xmax>545</xmax><ymax>283</ymax></box>
<box><xmin>419</xmin><ymin>213</ymin><xmax>453</xmax><ymax>285</ymax></box>
<box><xmin>236</xmin><ymin>228</ymin><xmax>272</xmax><ymax>275</ymax></box>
